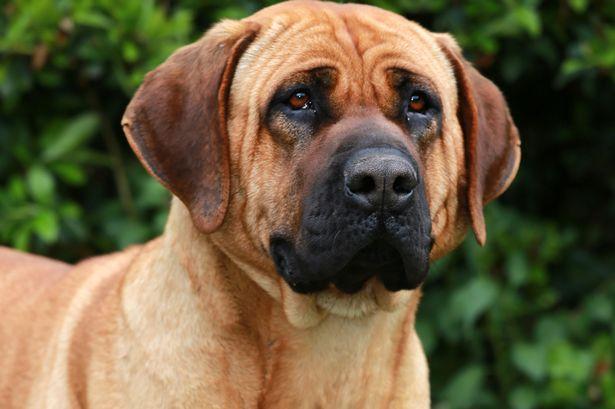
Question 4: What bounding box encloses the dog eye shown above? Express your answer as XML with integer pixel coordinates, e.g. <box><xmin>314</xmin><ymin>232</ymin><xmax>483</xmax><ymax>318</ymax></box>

<box><xmin>408</xmin><ymin>92</ymin><xmax>427</xmax><ymax>113</ymax></box>
<box><xmin>288</xmin><ymin>91</ymin><xmax>312</xmax><ymax>110</ymax></box>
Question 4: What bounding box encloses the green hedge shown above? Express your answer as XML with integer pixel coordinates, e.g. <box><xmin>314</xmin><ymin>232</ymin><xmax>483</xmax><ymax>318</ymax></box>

<box><xmin>1</xmin><ymin>1</ymin><xmax>613</xmax><ymax>408</ymax></box>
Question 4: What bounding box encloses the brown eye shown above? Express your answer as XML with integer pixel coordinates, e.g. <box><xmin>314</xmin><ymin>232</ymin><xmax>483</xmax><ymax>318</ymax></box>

<box><xmin>288</xmin><ymin>91</ymin><xmax>311</xmax><ymax>110</ymax></box>
<box><xmin>408</xmin><ymin>92</ymin><xmax>427</xmax><ymax>112</ymax></box>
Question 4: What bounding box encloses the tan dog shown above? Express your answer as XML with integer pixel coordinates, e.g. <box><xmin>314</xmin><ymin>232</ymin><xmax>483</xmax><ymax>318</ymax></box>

<box><xmin>0</xmin><ymin>1</ymin><xmax>520</xmax><ymax>407</ymax></box>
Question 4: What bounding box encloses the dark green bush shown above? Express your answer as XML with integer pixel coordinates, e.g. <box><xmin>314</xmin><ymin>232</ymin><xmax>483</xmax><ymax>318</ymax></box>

<box><xmin>1</xmin><ymin>1</ymin><xmax>613</xmax><ymax>407</ymax></box>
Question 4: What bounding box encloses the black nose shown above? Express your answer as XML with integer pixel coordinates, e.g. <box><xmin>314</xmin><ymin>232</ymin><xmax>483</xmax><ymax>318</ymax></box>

<box><xmin>344</xmin><ymin>149</ymin><xmax>418</xmax><ymax>211</ymax></box>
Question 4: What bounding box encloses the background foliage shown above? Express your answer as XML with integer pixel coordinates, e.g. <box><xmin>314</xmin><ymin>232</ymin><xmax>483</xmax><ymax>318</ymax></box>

<box><xmin>1</xmin><ymin>0</ymin><xmax>613</xmax><ymax>407</ymax></box>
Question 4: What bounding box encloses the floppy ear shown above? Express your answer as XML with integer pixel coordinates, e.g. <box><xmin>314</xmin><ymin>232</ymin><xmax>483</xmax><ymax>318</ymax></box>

<box><xmin>436</xmin><ymin>34</ymin><xmax>521</xmax><ymax>246</ymax></box>
<box><xmin>122</xmin><ymin>21</ymin><xmax>259</xmax><ymax>233</ymax></box>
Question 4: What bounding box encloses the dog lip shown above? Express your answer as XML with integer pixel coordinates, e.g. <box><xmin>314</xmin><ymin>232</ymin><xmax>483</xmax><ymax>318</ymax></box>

<box><xmin>270</xmin><ymin>185</ymin><xmax>433</xmax><ymax>296</ymax></box>
<box><xmin>270</xmin><ymin>236</ymin><xmax>329</xmax><ymax>294</ymax></box>
<box><xmin>333</xmin><ymin>240</ymin><xmax>404</xmax><ymax>294</ymax></box>
<box><xmin>344</xmin><ymin>240</ymin><xmax>403</xmax><ymax>269</ymax></box>
<box><xmin>271</xmin><ymin>230</ymin><xmax>430</xmax><ymax>295</ymax></box>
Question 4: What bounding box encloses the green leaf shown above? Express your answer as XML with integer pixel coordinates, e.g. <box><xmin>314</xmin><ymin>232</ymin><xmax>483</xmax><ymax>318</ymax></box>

<box><xmin>443</xmin><ymin>366</ymin><xmax>485</xmax><ymax>409</ymax></box>
<box><xmin>535</xmin><ymin>317</ymin><xmax>568</xmax><ymax>345</ymax></box>
<box><xmin>31</xmin><ymin>210</ymin><xmax>59</xmax><ymax>243</ymax></box>
<box><xmin>13</xmin><ymin>225</ymin><xmax>32</xmax><ymax>251</ymax></box>
<box><xmin>451</xmin><ymin>276</ymin><xmax>498</xmax><ymax>327</ymax></box>
<box><xmin>51</xmin><ymin>162</ymin><xmax>86</xmax><ymax>186</ymax></box>
<box><xmin>122</xmin><ymin>42</ymin><xmax>139</xmax><ymax>63</ymax></box>
<box><xmin>510</xmin><ymin>386</ymin><xmax>538</xmax><ymax>409</ymax></box>
<box><xmin>27</xmin><ymin>165</ymin><xmax>55</xmax><ymax>204</ymax></box>
<box><xmin>7</xmin><ymin>176</ymin><xmax>27</xmax><ymax>200</ymax></box>
<box><xmin>548</xmin><ymin>342</ymin><xmax>594</xmax><ymax>382</ymax></box>
<box><xmin>59</xmin><ymin>201</ymin><xmax>81</xmax><ymax>219</ymax></box>
<box><xmin>583</xmin><ymin>294</ymin><xmax>613</xmax><ymax>323</ymax></box>
<box><xmin>568</xmin><ymin>0</ymin><xmax>588</xmax><ymax>13</ymax></box>
<box><xmin>214</xmin><ymin>6</ymin><xmax>251</xmax><ymax>20</ymax></box>
<box><xmin>512</xmin><ymin>7</ymin><xmax>541</xmax><ymax>36</ymax></box>
<box><xmin>507</xmin><ymin>251</ymin><xmax>529</xmax><ymax>287</ymax></box>
<box><xmin>601</xmin><ymin>371</ymin><xmax>615</xmax><ymax>407</ymax></box>
<box><xmin>512</xmin><ymin>343</ymin><xmax>547</xmax><ymax>381</ymax></box>
<box><xmin>42</xmin><ymin>113</ymin><xmax>99</xmax><ymax>163</ymax></box>
<box><xmin>73</xmin><ymin>11</ymin><xmax>112</xmax><ymax>28</ymax></box>
<box><xmin>415</xmin><ymin>320</ymin><xmax>437</xmax><ymax>355</ymax></box>
<box><xmin>560</xmin><ymin>59</ymin><xmax>586</xmax><ymax>78</ymax></box>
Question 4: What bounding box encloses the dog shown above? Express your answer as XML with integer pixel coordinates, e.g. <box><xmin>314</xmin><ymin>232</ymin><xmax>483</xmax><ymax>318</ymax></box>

<box><xmin>0</xmin><ymin>1</ymin><xmax>520</xmax><ymax>407</ymax></box>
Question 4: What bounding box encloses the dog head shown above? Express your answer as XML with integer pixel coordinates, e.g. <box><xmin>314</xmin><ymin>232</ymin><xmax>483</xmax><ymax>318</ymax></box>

<box><xmin>122</xmin><ymin>1</ymin><xmax>520</xmax><ymax>325</ymax></box>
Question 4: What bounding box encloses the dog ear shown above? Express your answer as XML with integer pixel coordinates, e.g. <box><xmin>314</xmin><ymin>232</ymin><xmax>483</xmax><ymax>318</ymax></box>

<box><xmin>435</xmin><ymin>34</ymin><xmax>521</xmax><ymax>246</ymax></box>
<box><xmin>122</xmin><ymin>21</ymin><xmax>259</xmax><ymax>233</ymax></box>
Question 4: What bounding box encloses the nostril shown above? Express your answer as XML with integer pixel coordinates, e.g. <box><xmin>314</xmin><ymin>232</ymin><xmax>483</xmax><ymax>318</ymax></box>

<box><xmin>393</xmin><ymin>174</ymin><xmax>416</xmax><ymax>195</ymax></box>
<box><xmin>348</xmin><ymin>174</ymin><xmax>376</xmax><ymax>195</ymax></box>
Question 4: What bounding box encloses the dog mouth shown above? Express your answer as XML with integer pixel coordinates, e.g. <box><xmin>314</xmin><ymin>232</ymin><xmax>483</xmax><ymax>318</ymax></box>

<box><xmin>333</xmin><ymin>241</ymin><xmax>404</xmax><ymax>294</ymax></box>
<box><xmin>270</xmin><ymin>235</ymin><xmax>428</xmax><ymax>295</ymax></box>
<box><xmin>270</xmin><ymin>148</ymin><xmax>432</xmax><ymax>296</ymax></box>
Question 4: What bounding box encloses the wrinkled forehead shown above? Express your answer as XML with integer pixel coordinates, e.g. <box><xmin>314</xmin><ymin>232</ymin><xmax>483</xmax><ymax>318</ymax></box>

<box><xmin>231</xmin><ymin>1</ymin><xmax>457</xmax><ymax>111</ymax></box>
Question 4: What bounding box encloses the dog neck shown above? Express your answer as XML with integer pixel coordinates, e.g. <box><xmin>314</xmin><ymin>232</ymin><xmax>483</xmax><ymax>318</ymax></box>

<box><xmin>118</xmin><ymin>200</ymin><xmax>427</xmax><ymax>406</ymax></box>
